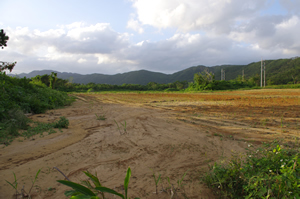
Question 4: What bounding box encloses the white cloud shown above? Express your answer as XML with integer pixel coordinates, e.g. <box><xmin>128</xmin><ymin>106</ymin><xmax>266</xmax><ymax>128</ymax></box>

<box><xmin>229</xmin><ymin>15</ymin><xmax>300</xmax><ymax>54</ymax></box>
<box><xmin>127</xmin><ymin>17</ymin><xmax>144</xmax><ymax>33</ymax></box>
<box><xmin>131</xmin><ymin>0</ymin><xmax>267</xmax><ymax>33</ymax></box>
<box><xmin>78</xmin><ymin>58</ymin><xmax>87</xmax><ymax>63</ymax></box>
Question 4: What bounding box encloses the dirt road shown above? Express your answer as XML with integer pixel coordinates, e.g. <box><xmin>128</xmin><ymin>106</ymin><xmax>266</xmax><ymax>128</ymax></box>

<box><xmin>0</xmin><ymin>94</ymin><xmax>254</xmax><ymax>198</ymax></box>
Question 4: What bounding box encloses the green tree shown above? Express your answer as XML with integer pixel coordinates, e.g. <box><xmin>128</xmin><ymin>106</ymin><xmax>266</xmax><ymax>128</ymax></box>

<box><xmin>194</xmin><ymin>69</ymin><xmax>215</xmax><ymax>86</ymax></box>
<box><xmin>0</xmin><ymin>29</ymin><xmax>17</xmax><ymax>72</ymax></box>
<box><xmin>0</xmin><ymin>29</ymin><xmax>9</xmax><ymax>49</ymax></box>
<box><xmin>249</xmin><ymin>74</ymin><xmax>260</xmax><ymax>86</ymax></box>
<box><xmin>49</xmin><ymin>72</ymin><xmax>58</xmax><ymax>89</ymax></box>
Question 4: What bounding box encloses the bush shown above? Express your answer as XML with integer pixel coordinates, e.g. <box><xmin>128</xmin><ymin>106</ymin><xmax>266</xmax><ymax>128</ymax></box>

<box><xmin>53</xmin><ymin>116</ymin><xmax>69</xmax><ymax>128</ymax></box>
<box><xmin>0</xmin><ymin>72</ymin><xmax>75</xmax><ymax>144</ymax></box>
<box><xmin>203</xmin><ymin>140</ymin><xmax>300</xmax><ymax>198</ymax></box>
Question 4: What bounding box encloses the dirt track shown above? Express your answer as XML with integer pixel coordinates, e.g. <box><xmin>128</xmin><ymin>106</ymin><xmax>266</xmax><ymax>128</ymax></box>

<box><xmin>1</xmin><ymin>90</ymin><xmax>298</xmax><ymax>198</ymax></box>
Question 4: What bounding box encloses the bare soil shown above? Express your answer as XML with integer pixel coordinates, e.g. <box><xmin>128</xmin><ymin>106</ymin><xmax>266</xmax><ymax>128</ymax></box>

<box><xmin>0</xmin><ymin>89</ymin><xmax>299</xmax><ymax>199</ymax></box>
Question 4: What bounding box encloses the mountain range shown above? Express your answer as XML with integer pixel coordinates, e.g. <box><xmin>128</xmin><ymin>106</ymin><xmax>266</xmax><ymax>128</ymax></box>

<box><xmin>9</xmin><ymin>57</ymin><xmax>300</xmax><ymax>85</ymax></box>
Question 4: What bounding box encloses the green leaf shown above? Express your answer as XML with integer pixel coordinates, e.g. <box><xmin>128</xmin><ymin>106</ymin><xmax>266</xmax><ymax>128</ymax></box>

<box><xmin>64</xmin><ymin>190</ymin><xmax>81</xmax><ymax>196</ymax></box>
<box><xmin>156</xmin><ymin>174</ymin><xmax>161</xmax><ymax>184</ymax></box>
<box><xmin>70</xmin><ymin>195</ymin><xmax>100</xmax><ymax>199</ymax></box>
<box><xmin>83</xmin><ymin>171</ymin><xmax>102</xmax><ymax>187</ymax></box>
<box><xmin>57</xmin><ymin>180</ymin><xmax>96</xmax><ymax>196</ymax></box>
<box><xmin>32</xmin><ymin>168</ymin><xmax>41</xmax><ymax>184</ymax></box>
<box><xmin>5</xmin><ymin>180</ymin><xmax>16</xmax><ymax>190</ymax></box>
<box><xmin>95</xmin><ymin>186</ymin><xmax>124</xmax><ymax>199</ymax></box>
<box><xmin>124</xmin><ymin>167</ymin><xmax>131</xmax><ymax>199</ymax></box>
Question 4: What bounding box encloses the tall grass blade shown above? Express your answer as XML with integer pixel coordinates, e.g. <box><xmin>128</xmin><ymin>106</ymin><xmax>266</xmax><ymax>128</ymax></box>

<box><xmin>124</xmin><ymin>167</ymin><xmax>131</xmax><ymax>199</ymax></box>
<box><xmin>57</xmin><ymin>180</ymin><xmax>96</xmax><ymax>196</ymax></box>
<box><xmin>83</xmin><ymin>171</ymin><xmax>102</xmax><ymax>187</ymax></box>
<box><xmin>95</xmin><ymin>187</ymin><xmax>124</xmax><ymax>199</ymax></box>
<box><xmin>5</xmin><ymin>180</ymin><xmax>16</xmax><ymax>190</ymax></box>
<box><xmin>70</xmin><ymin>195</ymin><xmax>100</xmax><ymax>199</ymax></box>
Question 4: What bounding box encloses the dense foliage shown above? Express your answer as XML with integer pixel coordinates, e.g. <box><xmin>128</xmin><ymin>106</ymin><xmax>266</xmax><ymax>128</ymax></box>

<box><xmin>31</xmin><ymin>74</ymin><xmax>189</xmax><ymax>92</ymax></box>
<box><xmin>186</xmin><ymin>70</ymin><xmax>256</xmax><ymax>91</ymax></box>
<box><xmin>0</xmin><ymin>72</ymin><xmax>74</xmax><ymax>144</ymax></box>
<box><xmin>28</xmin><ymin>72</ymin><xmax>300</xmax><ymax>93</ymax></box>
<box><xmin>203</xmin><ymin>140</ymin><xmax>300</xmax><ymax>198</ymax></box>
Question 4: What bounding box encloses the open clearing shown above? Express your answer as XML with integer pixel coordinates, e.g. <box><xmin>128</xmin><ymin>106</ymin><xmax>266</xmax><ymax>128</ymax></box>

<box><xmin>0</xmin><ymin>89</ymin><xmax>299</xmax><ymax>198</ymax></box>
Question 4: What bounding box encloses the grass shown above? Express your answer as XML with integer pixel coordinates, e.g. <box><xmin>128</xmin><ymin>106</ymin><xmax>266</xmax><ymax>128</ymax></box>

<box><xmin>0</xmin><ymin>116</ymin><xmax>70</xmax><ymax>145</ymax></box>
<box><xmin>151</xmin><ymin>169</ymin><xmax>161</xmax><ymax>194</ymax></box>
<box><xmin>23</xmin><ymin>116</ymin><xmax>69</xmax><ymax>139</ymax></box>
<box><xmin>95</xmin><ymin>113</ymin><xmax>106</xmax><ymax>120</ymax></box>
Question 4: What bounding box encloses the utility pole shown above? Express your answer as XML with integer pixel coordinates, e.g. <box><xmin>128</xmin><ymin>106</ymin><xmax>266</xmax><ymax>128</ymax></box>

<box><xmin>261</xmin><ymin>59</ymin><xmax>263</xmax><ymax>87</ymax></box>
<box><xmin>221</xmin><ymin>69</ymin><xmax>223</xmax><ymax>80</ymax></box>
<box><xmin>264</xmin><ymin>61</ymin><xmax>266</xmax><ymax>87</ymax></box>
<box><xmin>221</xmin><ymin>69</ymin><xmax>225</xmax><ymax>80</ymax></box>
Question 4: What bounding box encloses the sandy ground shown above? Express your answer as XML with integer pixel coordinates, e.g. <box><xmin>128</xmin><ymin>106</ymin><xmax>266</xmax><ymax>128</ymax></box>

<box><xmin>2</xmin><ymin>90</ymin><xmax>297</xmax><ymax>199</ymax></box>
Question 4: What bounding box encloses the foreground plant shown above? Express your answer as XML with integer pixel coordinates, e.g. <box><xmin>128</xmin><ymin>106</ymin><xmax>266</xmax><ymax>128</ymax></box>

<box><xmin>5</xmin><ymin>169</ymin><xmax>41</xmax><ymax>199</ymax></box>
<box><xmin>164</xmin><ymin>170</ymin><xmax>188</xmax><ymax>198</ymax></box>
<box><xmin>58</xmin><ymin>167</ymin><xmax>139</xmax><ymax>199</ymax></box>
<box><xmin>203</xmin><ymin>140</ymin><xmax>300</xmax><ymax>198</ymax></box>
<box><xmin>114</xmin><ymin>120</ymin><xmax>127</xmax><ymax>135</ymax></box>
<box><xmin>151</xmin><ymin>169</ymin><xmax>161</xmax><ymax>194</ymax></box>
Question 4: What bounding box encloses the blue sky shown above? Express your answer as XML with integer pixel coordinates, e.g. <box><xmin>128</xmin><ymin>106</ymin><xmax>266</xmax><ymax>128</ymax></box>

<box><xmin>1</xmin><ymin>0</ymin><xmax>300</xmax><ymax>74</ymax></box>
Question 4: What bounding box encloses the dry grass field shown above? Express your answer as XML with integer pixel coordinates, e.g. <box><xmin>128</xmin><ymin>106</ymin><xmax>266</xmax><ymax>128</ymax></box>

<box><xmin>96</xmin><ymin>89</ymin><xmax>300</xmax><ymax>143</ymax></box>
<box><xmin>0</xmin><ymin>89</ymin><xmax>299</xmax><ymax>198</ymax></box>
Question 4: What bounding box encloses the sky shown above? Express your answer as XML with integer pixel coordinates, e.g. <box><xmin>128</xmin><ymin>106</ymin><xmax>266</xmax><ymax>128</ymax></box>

<box><xmin>1</xmin><ymin>0</ymin><xmax>300</xmax><ymax>75</ymax></box>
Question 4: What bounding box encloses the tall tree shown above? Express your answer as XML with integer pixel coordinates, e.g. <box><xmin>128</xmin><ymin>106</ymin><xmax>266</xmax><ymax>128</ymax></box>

<box><xmin>0</xmin><ymin>29</ymin><xmax>16</xmax><ymax>72</ymax></box>
<box><xmin>0</xmin><ymin>29</ymin><xmax>9</xmax><ymax>49</ymax></box>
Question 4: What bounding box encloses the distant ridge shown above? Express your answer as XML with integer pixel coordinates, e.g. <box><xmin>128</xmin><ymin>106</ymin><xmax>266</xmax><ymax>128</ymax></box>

<box><xmin>9</xmin><ymin>57</ymin><xmax>300</xmax><ymax>85</ymax></box>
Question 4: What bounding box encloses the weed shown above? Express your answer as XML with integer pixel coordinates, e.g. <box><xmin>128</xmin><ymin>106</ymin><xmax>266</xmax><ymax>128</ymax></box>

<box><xmin>5</xmin><ymin>169</ymin><xmax>41</xmax><ymax>199</ymax></box>
<box><xmin>151</xmin><ymin>169</ymin><xmax>161</xmax><ymax>194</ymax></box>
<box><xmin>57</xmin><ymin>167</ymin><xmax>139</xmax><ymax>199</ymax></box>
<box><xmin>165</xmin><ymin>170</ymin><xmax>189</xmax><ymax>198</ymax></box>
<box><xmin>213</xmin><ymin>133</ymin><xmax>223</xmax><ymax>137</ymax></box>
<box><xmin>53</xmin><ymin>116</ymin><xmax>69</xmax><ymax>128</ymax></box>
<box><xmin>95</xmin><ymin>113</ymin><xmax>106</xmax><ymax>120</ymax></box>
<box><xmin>22</xmin><ymin>117</ymin><xmax>69</xmax><ymax>139</ymax></box>
<box><xmin>203</xmin><ymin>140</ymin><xmax>300</xmax><ymax>198</ymax></box>
<box><xmin>114</xmin><ymin>120</ymin><xmax>127</xmax><ymax>135</ymax></box>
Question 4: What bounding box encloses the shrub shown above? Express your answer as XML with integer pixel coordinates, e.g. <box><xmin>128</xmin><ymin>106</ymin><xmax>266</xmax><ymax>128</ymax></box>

<box><xmin>203</xmin><ymin>140</ymin><xmax>300</xmax><ymax>198</ymax></box>
<box><xmin>0</xmin><ymin>72</ymin><xmax>75</xmax><ymax>144</ymax></box>
<box><xmin>53</xmin><ymin>116</ymin><xmax>69</xmax><ymax>128</ymax></box>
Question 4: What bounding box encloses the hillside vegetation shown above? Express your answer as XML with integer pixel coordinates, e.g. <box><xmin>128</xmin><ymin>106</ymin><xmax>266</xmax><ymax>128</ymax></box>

<box><xmin>0</xmin><ymin>72</ymin><xmax>75</xmax><ymax>145</ymax></box>
<box><xmin>10</xmin><ymin>57</ymin><xmax>300</xmax><ymax>85</ymax></box>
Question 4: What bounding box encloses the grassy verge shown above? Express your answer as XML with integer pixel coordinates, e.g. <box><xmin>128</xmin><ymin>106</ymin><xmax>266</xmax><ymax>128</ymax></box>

<box><xmin>0</xmin><ymin>72</ymin><xmax>75</xmax><ymax>145</ymax></box>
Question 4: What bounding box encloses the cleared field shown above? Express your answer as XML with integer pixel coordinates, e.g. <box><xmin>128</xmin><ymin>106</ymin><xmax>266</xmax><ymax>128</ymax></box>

<box><xmin>95</xmin><ymin>89</ymin><xmax>300</xmax><ymax>142</ymax></box>
<box><xmin>0</xmin><ymin>89</ymin><xmax>299</xmax><ymax>199</ymax></box>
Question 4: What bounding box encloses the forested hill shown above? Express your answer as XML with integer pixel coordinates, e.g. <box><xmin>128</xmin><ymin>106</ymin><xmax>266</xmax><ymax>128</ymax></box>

<box><xmin>9</xmin><ymin>57</ymin><xmax>300</xmax><ymax>85</ymax></box>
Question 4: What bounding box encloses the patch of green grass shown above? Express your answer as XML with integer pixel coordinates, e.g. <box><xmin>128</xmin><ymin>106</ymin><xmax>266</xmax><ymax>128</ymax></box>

<box><xmin>95</xmin><ymin>113</ymin><xmax>106</xmax><ymax>121</ymax></box>
<box><xmin>22</xmin><ymin>117</ymin><xmax>69</xmax><ymax>139</ymax></box>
